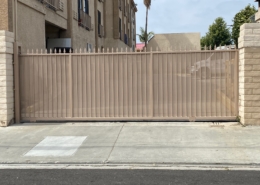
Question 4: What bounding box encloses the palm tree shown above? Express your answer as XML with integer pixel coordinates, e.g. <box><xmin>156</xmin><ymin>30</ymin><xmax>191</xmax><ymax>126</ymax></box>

<box><xmin>138</xmin><ymin>27</ymin><xmax>154</xmax><ymax>43</ymax></box>
<box><xmin>143</xmin><ymin>0</ymin><xmax>151</xmax><ymax>48</ymax></box>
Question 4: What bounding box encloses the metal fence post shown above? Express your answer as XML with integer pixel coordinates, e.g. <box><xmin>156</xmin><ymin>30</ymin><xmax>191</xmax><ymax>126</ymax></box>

<box><xmin>150</xmin><ymin>50</ymin><xmax>153</xmax><ymax>118</ymax></box>
<box><xmin>69</xmin><ymin>51</ymin><xmax>73</xmax><ymax>118</ymax></box>
<box><xmin>14</xmin><ymin>42</ymin><xmax>20</xmax><ymax>123</ymax></box>
<box><xmin>234</xmin><ymin>50</ymin><xmax>239</xmax><ymax>116</ymax></box>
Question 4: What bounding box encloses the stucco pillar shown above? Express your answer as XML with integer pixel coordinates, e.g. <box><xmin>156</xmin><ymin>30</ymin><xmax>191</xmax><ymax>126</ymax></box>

<box><xmin>0</xmin><ymin>30</ymin><xmax>14</xmax><ymax>127</ymax></box>
<box><xmin>256</xmin><ymin>11</ymin><xmax>260</xmax><ymax>23</ymax></box>
<box><xmin>238</xmin><ymin>23</ymin><xmax>260</xmax><ymax>125</ymax></box>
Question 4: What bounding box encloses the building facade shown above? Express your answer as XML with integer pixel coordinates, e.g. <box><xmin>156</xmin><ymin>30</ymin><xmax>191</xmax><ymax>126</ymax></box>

<box><xmin>0</xmin><ymin>0</ymin><xmax>137</xmax><ymax>52</ymax></box>
<box><xmin>104</xmin><ymin>0</ymin><xmax>137</xmax><ymax>50</ymax></box>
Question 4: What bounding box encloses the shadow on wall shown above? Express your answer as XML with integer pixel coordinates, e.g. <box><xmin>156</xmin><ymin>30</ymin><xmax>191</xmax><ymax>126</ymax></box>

<box><xmin>147</xmin><ymin>33</ymin><xmax>201</xmax><ymax>51</ymax></box>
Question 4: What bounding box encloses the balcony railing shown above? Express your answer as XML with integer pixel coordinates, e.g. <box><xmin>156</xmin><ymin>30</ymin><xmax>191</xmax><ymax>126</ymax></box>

<box><xmin>45</xmin><ymin>0</ymin><xmax>59</xmax><ymax>10</ymax></box>
<box><xmin>98</xmin><ymin>24</ymin><xmax>104</xmax><ymax>38</ymax></box>
<box><xmin>37</xmin><ymin>0</ymin><xmax>63</xmax><ymax>11</ymax></box>
<box><xmin>79</xmin><ymin>9</ymin><xmax>91</xmax><ymax>30</ymax></box>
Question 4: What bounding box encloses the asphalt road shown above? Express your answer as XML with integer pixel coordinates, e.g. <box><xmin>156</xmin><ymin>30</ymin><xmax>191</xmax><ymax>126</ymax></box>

<box><xmin>1</xmin><ymin>169</ymin><xmax>260</xmax><ymax>185</ymax></box>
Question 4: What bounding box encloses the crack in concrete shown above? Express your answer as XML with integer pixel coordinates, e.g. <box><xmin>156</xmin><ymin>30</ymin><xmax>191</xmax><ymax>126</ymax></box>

<box><xmin>104</xmin><ymin>123</ymin><xmax>125</xmax><ymax>163</ymax></box>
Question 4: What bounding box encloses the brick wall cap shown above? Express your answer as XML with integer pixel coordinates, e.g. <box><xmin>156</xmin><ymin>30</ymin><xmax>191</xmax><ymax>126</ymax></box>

<box><xmin>240</xmin><ymin>23</ymin><xmax>260</xmax><ymax>30</ymax></box>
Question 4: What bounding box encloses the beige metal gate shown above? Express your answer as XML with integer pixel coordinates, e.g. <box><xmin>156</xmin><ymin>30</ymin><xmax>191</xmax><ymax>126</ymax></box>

<box><xmin>17</xmin><ymin>48</ymin><xmax>238</xmax><ymax>122</ymax></box>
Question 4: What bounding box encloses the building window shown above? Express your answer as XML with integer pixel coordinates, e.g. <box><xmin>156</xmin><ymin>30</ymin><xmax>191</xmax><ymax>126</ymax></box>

<box><xmin>87</xmin><ymin>43</ymin><xmax>92</xmax><ymax>52</ymax></box>
<box><xmin>86</xmin><ymin>0</ymin><xmax>90</xmax><ymax>14</ymax></box>
<box><xmin>132</xmin><ymin>10</ymin><xmax>135</xmax><ymax>25</ymax></box>
<box><xmin>124</xmin><ymin>0</ymin><xmax>126</xmax><ymax>16</ymax></box>
<box><xmin>78</xmin><ymin>0</ymin><xmax>91</xmax><ymax>30</ymax></box>
<box><xmin>79</xmin><ymin>0</ymin><xmax>89</xmax><ymax>14</ymax></box>
<box><xmin>119</xmin><ymin>18</ymin><xmax>122</xmax><ymax>39</ymax></box>
<box><xmin>124</xmin><ymin>24</ymin><xmax>127</xmax><ymax>44</ymax></box>
<box><xmin>128</xmin><ymin>4</ymin><xmax>131</xmax><ymax>22</ymax></box>
<box><xmin>132</xmin><ymin>28</ymin><xmax>134</xmax><ymax>40</ymax></box>
<box><xmin>98</xmin><ymin>10</ymin><xmax>102</xmax><ymax>37</ymax></box>
<box><xmin>119</xmin><ymin>0</ymin><xmax>122</xmax><ymax>10</ymax></box>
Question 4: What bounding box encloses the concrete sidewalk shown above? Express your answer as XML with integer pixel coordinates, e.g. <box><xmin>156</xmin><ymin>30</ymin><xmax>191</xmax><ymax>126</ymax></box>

<box><xmin>0</xmin><ymin>122</ymin><xmax>260</xmax><ymax>166</ymax></box>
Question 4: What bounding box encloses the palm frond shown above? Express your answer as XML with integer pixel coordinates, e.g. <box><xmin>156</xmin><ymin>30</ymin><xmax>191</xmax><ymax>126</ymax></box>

<box><xmin>143</xmin><ymin>0</ymin><xmax>151</xmax><ymax>9</ymax></box>
<box><xmin>138</xmin><ymin>27</ymin><xmax>154</xmax><ymax>43</ymax></box>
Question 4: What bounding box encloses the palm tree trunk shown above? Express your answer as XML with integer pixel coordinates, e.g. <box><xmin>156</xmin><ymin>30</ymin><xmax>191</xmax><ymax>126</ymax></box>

<box><xmin>145</xmin><ymin>7</ymin><xmax>148</xmax><ymax>48</ymax></box>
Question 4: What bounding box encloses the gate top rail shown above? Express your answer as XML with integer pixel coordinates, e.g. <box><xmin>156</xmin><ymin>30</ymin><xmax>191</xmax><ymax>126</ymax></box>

<box><xmin>20</xmin><ymin>47</ymin><xmax>238</xmax><ymax>56</ymax></box>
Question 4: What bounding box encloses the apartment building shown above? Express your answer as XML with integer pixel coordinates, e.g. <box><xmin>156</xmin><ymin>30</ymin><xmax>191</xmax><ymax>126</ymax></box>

<box><xmin>0</xmin><ymin>0</ymin><xmax>137</xmax><ymax>52</ymax></box>
<box><xmin>105</xmin><ymin>0</ymin><xmax>137</xmax><ymax>50</ymax></box>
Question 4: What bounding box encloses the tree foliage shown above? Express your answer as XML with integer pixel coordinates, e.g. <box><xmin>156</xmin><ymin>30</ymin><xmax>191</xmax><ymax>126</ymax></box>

<box><xmin>143</xmin><ymin>0</ymin><xmax>151</xmax><ymax>9</ymax></box>
<box><xmin>139</xmin><ymin>27</ymin><xmax>154</xmax><ymax>43</ymax></box>
<box><xmin>232</xmin><ymin>5</ymin><xmax>257</xmax><ymax>47</ymax></box>
<box><xmin>201</xmin><ymin>17</ymin><xmax>232</xmax><ymax>49</ymax></box>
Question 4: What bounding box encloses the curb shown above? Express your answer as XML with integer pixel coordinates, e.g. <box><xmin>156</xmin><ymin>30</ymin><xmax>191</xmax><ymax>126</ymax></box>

<box><xmin>1</xmin><ymin>163</ymin><xmax>260</xmax><ymax>171</ymax></box>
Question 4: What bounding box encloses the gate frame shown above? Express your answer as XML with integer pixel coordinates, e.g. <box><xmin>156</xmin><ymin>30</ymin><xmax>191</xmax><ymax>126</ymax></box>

<box><xmin>14</xmin><ymin>48</ymin><xmax>239</xmax><ymax>123</ymax></box>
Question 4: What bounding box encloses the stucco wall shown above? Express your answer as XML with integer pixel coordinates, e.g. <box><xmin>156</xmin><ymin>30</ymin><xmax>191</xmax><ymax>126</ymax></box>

<box><xmin>105</xmin><ymin>38</ymin><xmax>132</xmax><ymax>49</ymax></box>
<box><xmin>15</xmin><ymin>0</ymin><xmax>68</xmax><ymax>52</ymax></box>
<box><xmin>256</xmin><ymin>9</ymin><xmax>260</xmax><ymax>23</ymax></box>
<box><xmin>17</xmin><ymin>2</ymin><xmax>46</xmax><ymax>52</ymax></box>
<box><xmin>147</xmin><ymin>33</ymin><xmax>201</xmax><ymax>51</ymax></box>
<box><xmin>18</xmin><ymin>0</ymin><xmax>68</xmax><ymax>29</ymax></box>
<box><xmin>71</xmin><ymin>21</ymin><xmax>95</xmax><ymax>49</ymax></box>
<box><xmin>70</xmin><ymin>0</ymin><xmax>95</xmax><ymax>49</ymax></box>
<box><xmin>105</xmin><ymin>0</ymin><xmax>115</xmax><ymax>39</ymax></box>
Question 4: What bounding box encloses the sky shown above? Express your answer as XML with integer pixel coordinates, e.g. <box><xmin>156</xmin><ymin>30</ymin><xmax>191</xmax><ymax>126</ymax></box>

<box><xmin>135</xmin><ymin>0</ymin><xmax>258</xmax><ymax>42</ymax></box>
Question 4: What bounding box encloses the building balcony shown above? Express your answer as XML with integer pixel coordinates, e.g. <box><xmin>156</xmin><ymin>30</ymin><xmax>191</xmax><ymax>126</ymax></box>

<box><xmin>37</xmin><ymin>0</ymin><xmax>63</xmax><ymax>11</ymax></box>
<box><xmin>98</xmin><ymin>24</ymin><xmax>104</xmax><ymax>38</ymax></box>
<box><xmin>79</xmin><ymin>9</ymin><xmax>91</xmax><ymax>30</ymax></box>
<box><xmin>45</xmin><ymin>0</ymin><xmax>60</xmax><ymax>10</ymax></box>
